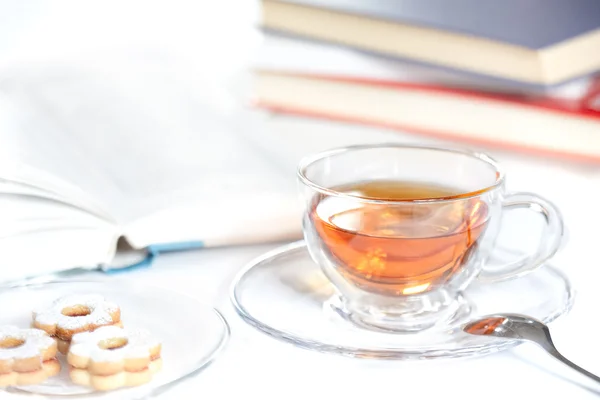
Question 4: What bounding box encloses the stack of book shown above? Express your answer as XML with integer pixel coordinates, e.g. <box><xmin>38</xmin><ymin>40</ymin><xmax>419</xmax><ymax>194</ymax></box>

<box><xmin>251</xmin><ymin>0</ymin><xmax>600</xmax><ymax>163</ymax></box>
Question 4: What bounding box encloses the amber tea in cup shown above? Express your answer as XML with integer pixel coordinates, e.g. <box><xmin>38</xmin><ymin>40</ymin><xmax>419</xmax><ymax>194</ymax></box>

<box><xmin>299</xmin><ymin>145</ymin><xmax>563</xmax><ymax>332</ymax></box>
<box><xmin>311</xmin><ymin>180</ymin><xmax>489</xmax><ymax>296</ymax></box>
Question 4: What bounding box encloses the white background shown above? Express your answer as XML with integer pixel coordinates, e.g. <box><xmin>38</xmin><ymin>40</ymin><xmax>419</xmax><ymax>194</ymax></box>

<box><xmin>1</xmin><ymin>1</ymin><xmax>600</xmax><ymax>398</ymax></box>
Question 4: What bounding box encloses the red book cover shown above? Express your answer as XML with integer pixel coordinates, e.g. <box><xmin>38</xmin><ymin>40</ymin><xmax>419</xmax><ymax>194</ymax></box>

<box><xmin>254</xmin><ymin>72</ymin><xmax>600</xmax><ymax>164</ymax></box>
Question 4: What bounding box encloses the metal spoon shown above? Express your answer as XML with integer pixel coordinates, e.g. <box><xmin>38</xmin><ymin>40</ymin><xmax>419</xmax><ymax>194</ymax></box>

<box><xmin>463</xmin><ymin>313</ymin><xmax>600</xmax><ymax>384</ymax></box>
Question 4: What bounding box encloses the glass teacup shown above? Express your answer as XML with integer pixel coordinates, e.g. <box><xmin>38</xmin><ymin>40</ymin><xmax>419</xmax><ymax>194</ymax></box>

<box><xmin>298</xmin><ymin>144</ymin><xmax>564</xmax><ymax>332</ymax></box>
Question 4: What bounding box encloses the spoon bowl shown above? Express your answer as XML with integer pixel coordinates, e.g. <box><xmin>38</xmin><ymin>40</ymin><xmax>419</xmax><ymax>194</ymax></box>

<box><xmin>463</xmin><ymin>313</ymin><xmax>600</xmax><ymax>384</ymax></box>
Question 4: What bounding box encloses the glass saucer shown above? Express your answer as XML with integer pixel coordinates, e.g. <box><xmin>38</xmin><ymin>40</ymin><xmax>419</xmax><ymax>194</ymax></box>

<box><xmin>0</xmin><ymin>280</ymin><xmax>229</xmax><ymax>398</ymax></box>
<box><xmin>231</xmin><ymin>241</ymin><xmax>574</xmax><ymax>360</ymax></box>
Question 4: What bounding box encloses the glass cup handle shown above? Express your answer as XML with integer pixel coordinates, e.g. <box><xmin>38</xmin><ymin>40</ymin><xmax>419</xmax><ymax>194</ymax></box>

<box><xmin>478</xmin><ymin>192</ymin><xmax>565</xmax><ymax>283</ymax></box>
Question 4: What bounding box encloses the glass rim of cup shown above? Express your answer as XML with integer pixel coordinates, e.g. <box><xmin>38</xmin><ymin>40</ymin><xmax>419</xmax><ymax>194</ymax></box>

<box><xmin>297</xmin><ymin>143</ymin><xmax>506</xmax><ymax>205</ymax></box>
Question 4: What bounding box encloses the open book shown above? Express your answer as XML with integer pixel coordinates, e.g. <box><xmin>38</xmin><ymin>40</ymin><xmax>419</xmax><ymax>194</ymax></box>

<box><xmin>0</xmin><ymin>66</ymin><xmax>302</xmax><ymax>282</ymax></box>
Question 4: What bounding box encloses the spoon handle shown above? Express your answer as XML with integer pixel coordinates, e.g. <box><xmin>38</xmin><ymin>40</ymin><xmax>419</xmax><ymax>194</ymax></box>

<box><xmin>545</xmin><ymin>347</ymin><xmax>600</xmax><ymax>384</ymax></box>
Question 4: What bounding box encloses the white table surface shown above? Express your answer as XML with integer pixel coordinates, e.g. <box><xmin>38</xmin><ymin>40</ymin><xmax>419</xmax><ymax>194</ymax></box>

<box><xmin>64</xmin><ymin>233</ymin><xmax>599</xmax><ymax>400</ymax></box>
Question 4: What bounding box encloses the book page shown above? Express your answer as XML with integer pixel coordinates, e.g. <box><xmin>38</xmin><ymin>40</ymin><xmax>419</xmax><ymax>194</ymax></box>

<box><xmin>0</xmin><ymin>0</ymin><xmax>304</xmax><ymax>249</ymax></box>
<box><xmin>0</xmin><ymin>92</ymin><xmax>118</xmax><ymax>220</ymax></box>
<box><xmin>0</xmin><ymin>193</ymin><xmax>112</xmax><ymax>239</ymax></box>
<box><xmin>0</xmin><ymin>57</ymin><xmax>299</xmax><ymax>245</ymax></box>
<box><xmin>124</xmin><ymin>190</ymin><xmax>302</xmax><ymax>249</ymax></box>
<box><xmin>0</xmin><ymin>192</ymin><xmax>117</xmax><ymax>282</ymax></box>
<box><xmin>0</xmin><ymin>227</ymin><xmax>116</xmax><ymax>283</ymax></box>
<box><xmin>255</xmin><ymin>34</ymin><xmax>595</xmax><ymax>99</ymax></box>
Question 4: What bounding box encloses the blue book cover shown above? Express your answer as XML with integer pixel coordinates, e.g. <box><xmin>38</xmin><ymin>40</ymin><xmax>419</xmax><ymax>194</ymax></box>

<box><xmin>278</xmin><ymin>0</ymin><xmax>600</xmax><ymax>49</ymax></box>
<box><xmin>262</xmin><ymin>0</ymin><xmax>600</xmax><ymax>86</ymax></box>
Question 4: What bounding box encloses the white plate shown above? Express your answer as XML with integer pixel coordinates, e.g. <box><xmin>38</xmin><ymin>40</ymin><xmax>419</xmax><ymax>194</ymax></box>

<box><xmin>0</xmin><ymin>280</ymin><xmax>229</xmax><ymax>398</ymax></box>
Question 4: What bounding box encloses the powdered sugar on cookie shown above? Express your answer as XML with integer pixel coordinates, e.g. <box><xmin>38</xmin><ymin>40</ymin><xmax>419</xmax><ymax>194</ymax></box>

<box><xmin>0</xmin><ymin>327</ymin><xmax>55</xmax><ymax>360</ymax></box>
<box><xmin>69</xmin><ymin>326</ymin><xmax>160</xmax><ymax>363</ymax></box>
<box><xmin>33</xmin><ymin>295</ymin><xmax>119</xmax><ymax>330</ymax></box>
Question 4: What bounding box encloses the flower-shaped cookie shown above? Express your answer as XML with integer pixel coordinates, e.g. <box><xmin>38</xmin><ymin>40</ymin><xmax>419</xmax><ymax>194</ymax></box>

<box><xmin>32</xmin><ymin>294</ymin><xmax>121</xmax><ymax>353</ymax></box>
<box><xmin>0</xmin><ymin>326</ymin><xmax>60</xmax><ymax>387</ymax></box>
<box><xmin>67</xmin><ymin>325</ymin><xmax>162</xmax><ymax>391</ymax></box>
